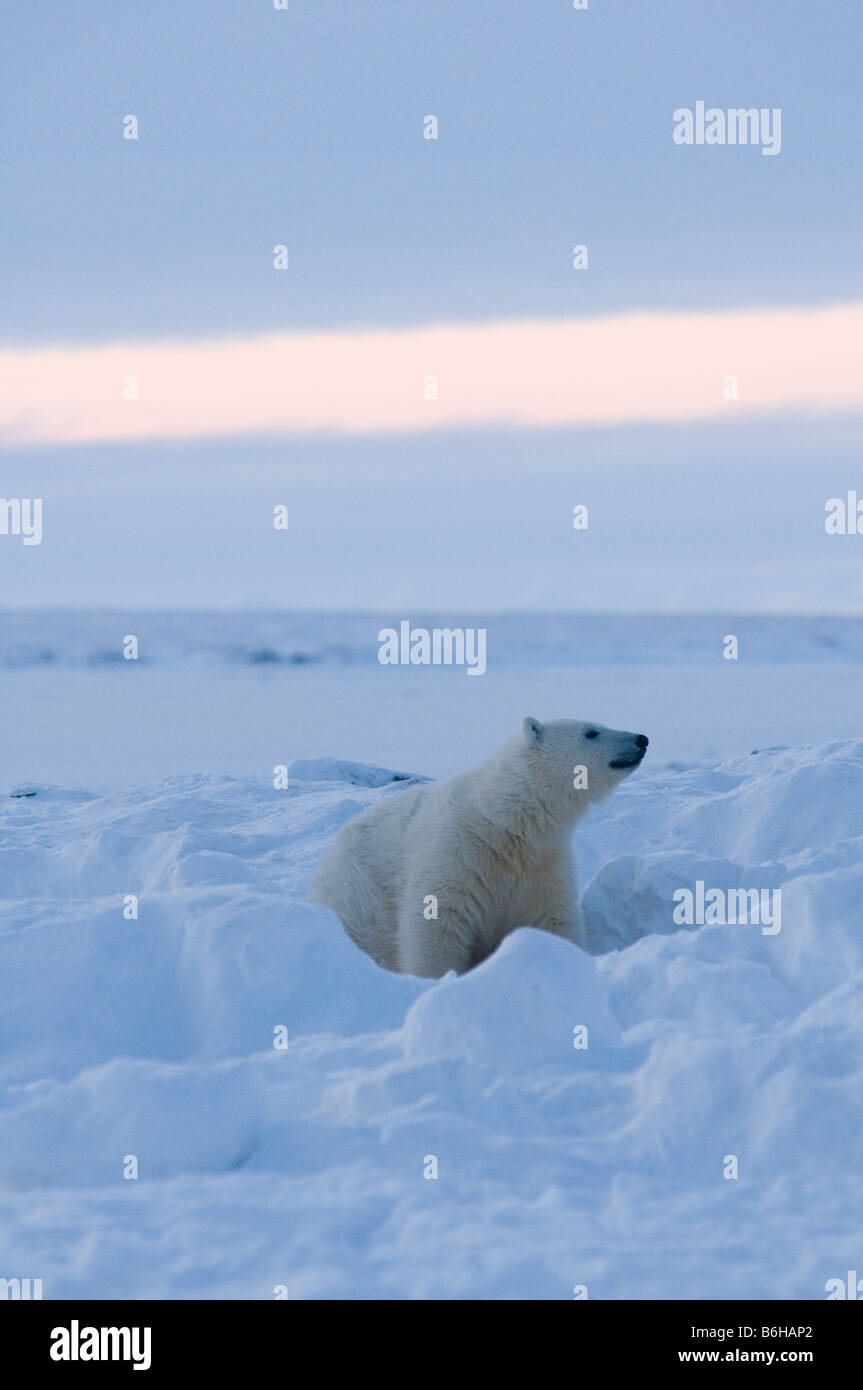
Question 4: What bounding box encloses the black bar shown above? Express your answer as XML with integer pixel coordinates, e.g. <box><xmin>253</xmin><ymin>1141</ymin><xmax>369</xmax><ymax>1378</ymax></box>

<box><xmin>6</xmin><ymin>1299</ymin><xmax>859</xmax><ymax>1375</ymax></box>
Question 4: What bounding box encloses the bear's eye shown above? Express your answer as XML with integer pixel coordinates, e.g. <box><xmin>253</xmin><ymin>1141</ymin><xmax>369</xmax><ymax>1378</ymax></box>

<box><xmin>585</xmin><ymin>728</ymin><xmax>599</xmax><ymax>739</ymax></box>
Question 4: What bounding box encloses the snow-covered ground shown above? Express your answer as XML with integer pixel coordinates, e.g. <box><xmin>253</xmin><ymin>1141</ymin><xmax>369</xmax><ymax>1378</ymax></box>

<box><xmin>1</xmin><ymin>611</ymin><xmax>862</xmax><ymax>1298</ymax></box>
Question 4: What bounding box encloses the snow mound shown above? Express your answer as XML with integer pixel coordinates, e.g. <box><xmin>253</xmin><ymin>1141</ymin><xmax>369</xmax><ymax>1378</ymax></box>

<box><xmin>288</xmin><ymin>757</ymin><xmax>430</xmax><ymax>787</ymax></box>
<box><xmin>1</xmin><ymin>741</ymin><xmax>861</xmax><ymax>1299</ymax></box>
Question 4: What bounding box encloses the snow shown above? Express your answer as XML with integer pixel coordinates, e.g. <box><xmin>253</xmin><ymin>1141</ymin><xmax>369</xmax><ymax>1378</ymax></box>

<box><xmin>2</xmin><ymin>721</ymin><xmax>861</xmax><ymax>1299</ymax></box>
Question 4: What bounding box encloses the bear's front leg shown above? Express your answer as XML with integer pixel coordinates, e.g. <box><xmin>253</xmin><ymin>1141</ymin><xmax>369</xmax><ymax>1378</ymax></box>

<box><xmin>516</xmin><ymin>850</ymin><xmax>586</xmax><ymax>950</ymax></box>
<box><xmin>395</xmin><ymin>889</ymin><xmax>477</xmax><ymax>977</ymax></box>
<box><xmin>528</xmin><ymin>869</ymin><xmax>585</xmax><ymax>948</ymax></box>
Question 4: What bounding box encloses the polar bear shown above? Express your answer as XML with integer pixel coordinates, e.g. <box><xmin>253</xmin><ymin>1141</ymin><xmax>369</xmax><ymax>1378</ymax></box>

<box><xmin>309</xmin><ymin>717</ymin><xmax>648</xmax><ymax>977</ymax></box>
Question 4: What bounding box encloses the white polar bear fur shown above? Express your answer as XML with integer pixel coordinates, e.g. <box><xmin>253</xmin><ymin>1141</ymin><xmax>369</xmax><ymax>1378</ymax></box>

<box><xmin>310</xmin><ymin>716</ymin><xmax>648</xmax><ymax>978</ymax></box>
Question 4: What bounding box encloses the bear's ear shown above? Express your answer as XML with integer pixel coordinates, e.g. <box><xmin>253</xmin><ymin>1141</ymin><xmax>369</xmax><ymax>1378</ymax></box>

<box><xmin>522</xmin><ymin>716</ymin><xmax>543</xmax><ymax>745</ymax></box>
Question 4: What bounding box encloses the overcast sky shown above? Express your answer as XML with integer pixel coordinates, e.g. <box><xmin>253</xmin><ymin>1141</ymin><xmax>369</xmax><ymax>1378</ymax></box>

<box><xmin>2</xmin><ymin>0</ymin><xmax>862</xmax><ymax>611</ymax></box>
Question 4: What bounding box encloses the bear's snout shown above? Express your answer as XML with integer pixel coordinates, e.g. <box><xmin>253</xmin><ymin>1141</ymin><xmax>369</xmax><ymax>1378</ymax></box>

<box><xmin>608</xmin><ymin>733</ymin><xmax>649</xmax><ymax>770</ymax></box>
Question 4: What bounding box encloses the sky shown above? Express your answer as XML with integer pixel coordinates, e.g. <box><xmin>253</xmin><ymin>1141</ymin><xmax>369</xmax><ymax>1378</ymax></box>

<box><xmin>1</xmin><ymin>0</ymin><xmax>862</xmax><ymax>611</ymax></box>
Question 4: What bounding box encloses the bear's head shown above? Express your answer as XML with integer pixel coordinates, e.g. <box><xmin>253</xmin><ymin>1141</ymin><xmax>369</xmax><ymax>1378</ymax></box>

<box><xmin>521</xmin><ymin>716</ymin><xmax>648</xmax><ymax>813</ymax></box>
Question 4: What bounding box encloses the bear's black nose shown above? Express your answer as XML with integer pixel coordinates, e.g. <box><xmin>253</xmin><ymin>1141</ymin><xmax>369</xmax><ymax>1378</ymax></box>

<box><xmin>635</xmin><ymin>734</ymin><xmax>649</xmax><ymax>749</ymax></box>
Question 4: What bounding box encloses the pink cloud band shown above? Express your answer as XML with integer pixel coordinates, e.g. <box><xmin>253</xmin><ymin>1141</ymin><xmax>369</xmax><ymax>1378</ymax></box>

<box><xmin>2</xmin><ymin>302</ymin><xmax>862</xmax><ymax>446</ymax></box>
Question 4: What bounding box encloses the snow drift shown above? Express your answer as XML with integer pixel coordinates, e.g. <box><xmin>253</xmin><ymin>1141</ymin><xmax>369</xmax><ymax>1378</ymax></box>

<box><xmin>1</xmin><ymin>741</ymin><xmax>861</xmax><ymax>1299</ymax></box>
